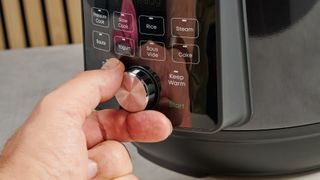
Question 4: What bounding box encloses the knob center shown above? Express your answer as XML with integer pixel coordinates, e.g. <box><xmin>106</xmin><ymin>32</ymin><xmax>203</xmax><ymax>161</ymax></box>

<box><xmin>116</xmin><ymin>72</ymin><xmax>149</xmax><ymax>112</ymax></box>
<box><xmin>115</xmin><ymin>66</ymin><xmax>161</xmax><ymax>113</ymax></box>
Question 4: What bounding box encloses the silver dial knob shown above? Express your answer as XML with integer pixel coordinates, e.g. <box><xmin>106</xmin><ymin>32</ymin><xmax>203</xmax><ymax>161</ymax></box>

<box><xmin>115</xmin><ymin>66</ymin><xmax>161</xmax><ymax>112</ymax></box>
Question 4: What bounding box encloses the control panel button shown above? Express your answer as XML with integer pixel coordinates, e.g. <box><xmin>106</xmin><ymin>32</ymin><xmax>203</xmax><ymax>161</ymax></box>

<box><xmin>139</xmin><ymin>15</ymin><xmax>165</xmax><ymax>36</ymax></box>
<box><xmin>113</xmin><ymin>11</ymin><xmax>134</xmax><ymax>32</ymax></box>
<box><xmin>92</xmin><ymin>7</ymin><xmax>109</xmax><ymax>27</ymax></box>
<box><xmin>172</xmin><ymin>44</ymin><xmax>200</xmax><ymax>64</ymax></box>
<box><xmin>114</xmin><ymin>36</ymin><xmax>135</xmax><ymax>57</ymax></box>
<box><xmin>93</xmin><ymin>31</ymin><xmax>110</xmax><ymax>52</ymax></box>
<box><xmin>116</xmin><ymin>66</ymin><xmax>161</xmax><ymax>112</ymax></box>
<box><xmin>168</xmin><ymin>70</ymin><xmax>187</xmax><ymax>87</ymax></box>
<box><xmin>171</xmin><ymin>18</ymin><xmax>199</xmax><ymax>38</ymax></box>
<box><xmin>140</xmin><ymin>41</ymin><xmax>165</xmax><ymax>61</ymax></box>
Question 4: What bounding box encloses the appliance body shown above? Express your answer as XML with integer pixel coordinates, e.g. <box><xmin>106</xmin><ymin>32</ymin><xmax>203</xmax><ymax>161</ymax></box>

<box><xmin>83</xmin><ymin>0</ymin><xmax>320</xmax><ymax>176</ymax></box>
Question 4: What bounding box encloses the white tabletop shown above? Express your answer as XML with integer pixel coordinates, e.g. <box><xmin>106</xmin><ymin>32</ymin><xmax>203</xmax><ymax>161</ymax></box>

<box><xmin>0</xmin><ymin>45</ymin><xmax>319</xmax><ymax>180</ymax></box>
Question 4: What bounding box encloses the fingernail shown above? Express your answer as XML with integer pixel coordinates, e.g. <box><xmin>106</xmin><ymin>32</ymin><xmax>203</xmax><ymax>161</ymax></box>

<box><xmin>87</xmin><ymin>159</ymin><xmax>98</xmax><ymax>179</ymax></box>
<box><xmin>102</xmin><ymin>58</ymin><xmax>120</xmax><ymax>70</ymax></box>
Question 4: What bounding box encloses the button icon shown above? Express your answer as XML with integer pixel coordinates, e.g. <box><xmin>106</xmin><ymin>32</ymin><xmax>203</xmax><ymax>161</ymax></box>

<box><xmin>114</xmin><ymin>36</ymin><xmax>135</xmax><ymax>57</ymax></box>
<box><xmin>140</xmin><ymin>41</ymin><xmax>165</xmax><ymax>61</ymax></box>
<box><xmin>168</xmin><ymin>70</ymin><xmax>187</xmax><ymax>88</ymax></box>
<box><xmin>139</xmin><ymin>15</ymin><xmax>165</xmax><ymax>36</ymax></box>
<box><xmin>171</xmin><ymin>18</ymin><xmax>199</xmax><ymax>38</ymax></box>
<box><xmin>92</xmin><ymin>7</ymin><xmax>109</xmax><ymax>27</ymax></box>
<box><xmin>113</xmin><ymin>11</ymin><xmax>134</xmax><ymax>32</ymax></box>
<box><xmin>172</xmin><ymin>44</ymin><xmax>200</xmax><ymax>64</ymax></box>
<box><xmin>93</xmin><ymin>31</ymin><xmax>110</xmax><ymax>52</ymax></box>
<box><xmin>168</xmin><ymin>100</ymin><xmax>185</xmax><ymax>110</ymax></box>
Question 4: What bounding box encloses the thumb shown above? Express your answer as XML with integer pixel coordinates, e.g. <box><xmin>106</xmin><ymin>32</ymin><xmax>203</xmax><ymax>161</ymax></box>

<box><xmin>33</xmin><ymin>58</ymin><xmax>125</xmax><ymax>126</ymax></box>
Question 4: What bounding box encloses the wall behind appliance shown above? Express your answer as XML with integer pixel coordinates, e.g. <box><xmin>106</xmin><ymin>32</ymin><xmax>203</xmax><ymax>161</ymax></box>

<box><xmin>0</xmin><ymin>0</ymin><xmax>82</xmax><ymax>50</ymax></box>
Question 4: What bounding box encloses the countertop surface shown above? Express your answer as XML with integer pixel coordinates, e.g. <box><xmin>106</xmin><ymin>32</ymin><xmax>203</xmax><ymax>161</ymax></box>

<box><xmin>0</xmin><ymin>45</ymin><xmax>320</xmax><ymax>180</ymax></box>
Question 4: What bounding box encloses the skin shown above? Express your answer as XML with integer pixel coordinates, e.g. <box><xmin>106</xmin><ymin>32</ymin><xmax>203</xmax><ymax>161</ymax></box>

<box><xmin>0</xmin><ymin>59</ymin><xmax>173</xmax><ymax>180</ymax></box>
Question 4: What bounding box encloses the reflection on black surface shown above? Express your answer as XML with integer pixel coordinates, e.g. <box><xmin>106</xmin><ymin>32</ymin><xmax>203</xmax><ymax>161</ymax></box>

<box><xmin>84</xmin><ymin>0</ymin><xmax>320</xmax><ymax>130</ymax></box>
<box><xmin>131</xmin><ymin>0</ymin><xmax>217</xmax><ymax>129</ymax></box>
<box><xmin>88</xmin><ymin>0</ymin><xmax>216</xmax><ymax>130</ymax></box>
<box><xmin>247</xmin><ymin>0</ymin><xmax>318</xmax><ymax>36</ymax></box>
<box><xmin>190</xmin><ymin>0</ymin><xmax>217</xmax><ymax>123</ymax></box>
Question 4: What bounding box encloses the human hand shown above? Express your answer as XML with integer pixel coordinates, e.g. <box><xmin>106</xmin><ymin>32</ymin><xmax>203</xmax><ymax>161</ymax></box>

<box><xmin>0</xmin><ymin>59</ymin><xmax>173</xmax><ymax>180</ymax></box>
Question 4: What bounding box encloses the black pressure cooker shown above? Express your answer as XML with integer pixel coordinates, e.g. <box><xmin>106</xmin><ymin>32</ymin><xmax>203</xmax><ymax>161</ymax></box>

<box><xmin>82</xmin><ymin>0</ymin><xmax>320</xmax><ymax>176</ymax></box>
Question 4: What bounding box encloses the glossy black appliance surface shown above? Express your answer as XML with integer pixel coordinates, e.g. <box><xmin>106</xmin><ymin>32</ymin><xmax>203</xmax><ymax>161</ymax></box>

<box><xmin>83</xmin><ymin>0</ymin><xmax>251</xmax><ymax>132</ymax></box>
<box><xmin>83</xmin><ymin>0</ymin><xmax>320</xmax><ymax>176</ymax></box>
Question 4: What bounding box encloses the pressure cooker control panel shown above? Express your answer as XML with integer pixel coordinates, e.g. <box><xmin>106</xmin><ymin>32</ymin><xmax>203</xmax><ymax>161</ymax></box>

<box><xmin>83</xmin><ymin>0</ymin><xmax>251</xmax><ymax>133</ymax></box>
<box><xmin>90</xmin><ymin>8</ymin><xmax>200</xmax><ymax>64</ymax></box>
